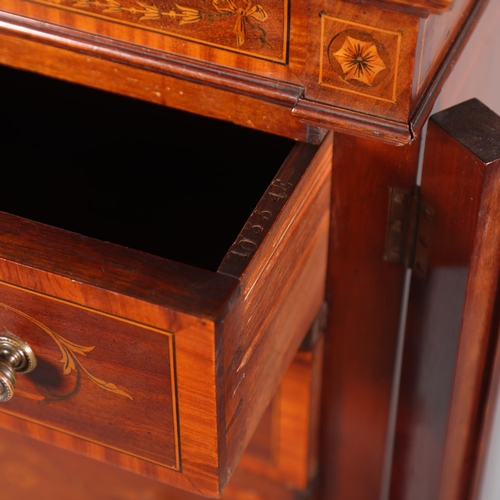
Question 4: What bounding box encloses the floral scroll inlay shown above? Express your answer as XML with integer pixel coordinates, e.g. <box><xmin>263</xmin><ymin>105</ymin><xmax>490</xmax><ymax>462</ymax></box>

<box><xmin>53</xmin><ymin>0</ymin><xmax>269</xmax><ymax>48</ymax></box>
<box><xmin>0</xmin><ymin>302</ymin><xmax>133</xmax><ymax>403</ymax></box>
<box><xmin>72</xmin><ymin>0</ymin><xmax>202</xmax><ymax>24</ymax></box>
<box><xmin>333</xmin><ymin>36</ymin><xmax>386</xmax><ymax>86</ymax></box>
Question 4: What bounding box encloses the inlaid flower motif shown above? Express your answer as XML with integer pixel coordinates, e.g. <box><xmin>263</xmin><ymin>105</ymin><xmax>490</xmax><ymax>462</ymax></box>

<box><xmin>69</xmin><ymin>0</ymin><xmax>267</xmax><ymax>47</ymax></box>
<box><xmin>333</xmin><ymin>36</ymin><xmax>386</xmax><ymax>86</ymax></box>
<box><xmin>213</xmin><ymin>0</ymin><xmax>268</xmax><ymax>47</ymax></box>
<box><xmin>130</xmin><ymin>1</ymin><xmax>201</xmax><ymax>23</ymax></box>
<box><xmin>171</xmin><ymin>4</ymin><xmax>202</xmax><ymax>24</ymax></box>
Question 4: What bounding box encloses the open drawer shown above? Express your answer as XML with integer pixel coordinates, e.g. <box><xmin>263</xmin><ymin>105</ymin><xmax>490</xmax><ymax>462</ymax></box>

<box><xmin>0</xmin><ymin>65</ymin><xmax>332</xmax><ymax>496</ymax></box>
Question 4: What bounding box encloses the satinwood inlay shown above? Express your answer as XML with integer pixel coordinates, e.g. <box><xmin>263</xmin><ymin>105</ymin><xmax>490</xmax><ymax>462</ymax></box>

<box><xmin>21</xmin><ymin>0</ymin><xmax>288</xmax><ymax>61</ymax></box>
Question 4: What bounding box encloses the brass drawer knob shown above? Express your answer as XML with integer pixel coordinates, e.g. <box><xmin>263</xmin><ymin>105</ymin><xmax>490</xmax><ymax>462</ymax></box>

<box><xmin>0</xmin><ymin>333</ymin><xmax>37</xmax><ymax>402</ymax></box>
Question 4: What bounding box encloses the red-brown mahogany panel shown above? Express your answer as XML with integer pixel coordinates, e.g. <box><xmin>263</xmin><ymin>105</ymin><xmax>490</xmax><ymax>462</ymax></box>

<box><xmin>0</xmin><ymin>281</ymin><xmax>177</xmax><ymax>468</ymax></box>
<box><xmin>0</xmin><ymin>27</ymin><xmax>318</xmax><ymax>143</ymax></box>
<box><xmin>0</xmin><ymin>336</ymin><xmax>322</xmax><ymax>500</ymax></box>
<box><xmin>0</xmin><ymin>423</ymin><xmax>301</xmax><ymax>500</ymax></box>
<box><xmin>320</xmin><ymin>132</ymin><xmax>421</xmax><ymax>500</ymax></box>
<box><xmin>239</xmin><ymin>333</ymin><xmax>325</xmax><ymax>490</ymax></box>
<box><xmin>391</xmin><ymin>99</ymin><xmax>500</xmax><ymax>500</ymax></box>
<box><xmin>221</xmin><ymin>134</ymin><xmax>333</xmax><ymax>489</ymax></box>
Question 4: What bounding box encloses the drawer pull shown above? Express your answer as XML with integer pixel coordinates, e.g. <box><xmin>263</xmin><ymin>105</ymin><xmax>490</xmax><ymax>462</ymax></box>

<box><xmin>0</xmin><ymin>333</ymin><xmax>37</xmax><ymax>402</ymax></box>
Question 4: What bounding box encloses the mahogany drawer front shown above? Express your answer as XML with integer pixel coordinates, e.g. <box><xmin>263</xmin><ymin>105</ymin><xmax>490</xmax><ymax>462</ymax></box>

<box><xmin>0</xmin><ymin>68</ymin><xmax>333</xmax><ymax>496</ymax></box>
<box><xmin>0</xmin><ymin>333</ymin><xmax>324</xmax><ymax>500</ymax></box>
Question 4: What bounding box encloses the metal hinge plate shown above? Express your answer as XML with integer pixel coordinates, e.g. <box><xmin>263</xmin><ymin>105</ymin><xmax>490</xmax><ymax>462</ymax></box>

<box><xmin>384</xmin><ymin>187</ymin><xmax>434</xmax><ymax>279</ymax></box>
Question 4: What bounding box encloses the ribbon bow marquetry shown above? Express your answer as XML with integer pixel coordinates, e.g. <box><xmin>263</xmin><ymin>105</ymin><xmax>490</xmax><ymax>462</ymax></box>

<box><xmin>213</xmin><ymin>0</ymin><xmax>268</xmax><ymax>47</ymax></box>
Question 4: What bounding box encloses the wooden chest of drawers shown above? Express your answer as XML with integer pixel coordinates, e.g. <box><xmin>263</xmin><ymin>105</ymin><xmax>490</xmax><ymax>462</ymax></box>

<box><xmin>0</xmin><ymin>1</ymin><xmax>496</xmax><ymax>499</ymax></box>
<box><xmin>0</xmin><ymin>64</ymin><xmax>331</xmax><ymax>496</ymax></box>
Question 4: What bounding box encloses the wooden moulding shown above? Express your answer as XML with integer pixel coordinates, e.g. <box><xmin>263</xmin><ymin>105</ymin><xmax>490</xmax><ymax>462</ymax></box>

<box><xmin>369</xmin><ymin>0</ymin><xmax>456</xmax><ymax>15</ymax></box>
<box><xmin>0</xmin><ymin>126</ymin><xmax>332</xmax><ymax>496</ymax></box>
<box><xmin>0</xmin><ymin>0</ymin><xmax>487</xmax><ymax>145</ymax></box>
<box><xmin>391</xmin><ymin>99</ymin><xmax>500</xmax><ymax>500</ymax></box>
<box><xmin>410</xmin><ymin>0</ymin><xmax>490</xmax><ymax>134</ymax></box>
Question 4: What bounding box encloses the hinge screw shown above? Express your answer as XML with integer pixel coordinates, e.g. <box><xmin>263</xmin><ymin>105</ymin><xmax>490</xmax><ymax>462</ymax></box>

<box><xmin>415</xmin><ymin>261</ymin><xmax>425</xmax><ymax>274</ymax></box>
<box><xmin>391</xmin><ymin>220</ymin><xmax>403</xmax><ymax>233</ymax></box>
<box><xmin>395</xmin><ymin>193</ymin><xmax>406</xmax><ymax>204</ymax></box>
<box><xmin>389</xmin><ymin>247</ymin><xmax>401</xmax><ymax>259</ymax></box>
<box><xmin>424</xmin><ymin>208</ymin><xmax>433</xmax><ymax>220</ymax></box>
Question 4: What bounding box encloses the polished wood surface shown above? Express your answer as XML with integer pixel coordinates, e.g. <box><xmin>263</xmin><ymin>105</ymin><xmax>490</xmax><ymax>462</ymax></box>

<box><xmin>0</xmin><ymin>427</ymin><xmax>298</xmax><ymax>500</ymax></box>
<box><xmin>432</xmin><ymin>101</ymin><xmax>500</xmax><ymax>500</ymax></box>
<box><xmin>0</xmin><ymin>336</ymin><xmax>324</xmax><ymax>500</ymax></box>
<box><xmin>391</xmin><ymin>99</ymin><xmax>500</xmax><ymax>500</ymax></box>
<box><xmin>412</xmin><ymin>0</ymin><xmax>474</xmax><ymax>106</ymax></box>
<box><xmin>380</xmin><ymin>0</ymin><xmax>455</xmax><ymax>12</ymax></box>
<box><xmin>0</xmin><ymin>63</ymin><xmax>332</xmax><ymax>495</ymax></box>
<box><xmin>220</xmin><ymin>134</ymin><xmax>332</xmax><ymax>485</ymax></box>
<box><xmin>0</xmin><ymin>0</ymin><xmax>486</xmax><ymax>143</ymax></box>
<box><xmin>319</xmin><ymin>132</ymin><xmax>421</xmax><ymax>500</ymax></box>
<box><xmin>240</xmin><ymin>332</ymin><xmax>325</xmax><ymax>490</ymax></box>
<box><xmin>0</xmin><ymin>0</ymin><xmax>493</xmax><ymax>497</ymax></box>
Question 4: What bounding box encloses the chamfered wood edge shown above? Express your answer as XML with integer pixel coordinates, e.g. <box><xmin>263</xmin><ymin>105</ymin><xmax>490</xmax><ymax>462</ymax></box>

<box><xmin>292</xmin><ymin>100</ymin><xmax>412</xmax><ymax>145</ymax></box>
<box><xmin>410</xmin><ymin>0</ymin><xmax>490</xmax><ymax>138</ymax></box>
<box><xmin>470</xmin><ymin>316</ymin><xmax>500</xmax><ymax>500</ymax></box>
<box><xmin>442</xmin><ymin>165</ymin><xmax>500</xmax><ymax>500</ymax></box>
<box><xmin>426</xmin><ymin>104</ymin><xmax>500</xmax><ymax>500</ymax></box>
<box><xmin>430</xmin><ymin>99</ymin><xmax>500</xmax><ymax>164</ymax></box>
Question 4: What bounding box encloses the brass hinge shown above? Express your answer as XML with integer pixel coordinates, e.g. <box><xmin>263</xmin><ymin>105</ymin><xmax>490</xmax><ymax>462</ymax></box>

<box><xmin>384</xmin><ymin>187</ymin><xmax>434</xmax><ymax>279</ymax></box>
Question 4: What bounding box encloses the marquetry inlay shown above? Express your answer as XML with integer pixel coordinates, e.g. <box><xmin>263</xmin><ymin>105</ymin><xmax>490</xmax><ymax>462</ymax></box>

<box><xmin>21</xmin><ymin>0</ymin><xmax>288</xmax><ymax>62</ymax></box>
<box><xmin>319</xmin><ymin>18</ymin><xmax>402</xmax><ymax>103</ymax></box>
<box><xmin>0</xmin><ymin>281</ymin><xmax>180</xmax><ymax>470</ymax></box>
<box><xmin>332</xmin><ymin>35</ymin><xmax>388</xmax><ymax>86</ymax></box>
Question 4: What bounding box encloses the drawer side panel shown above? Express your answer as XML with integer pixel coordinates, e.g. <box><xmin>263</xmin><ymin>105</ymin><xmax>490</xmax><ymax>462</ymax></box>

<box><xmin>219</xmin><ymin>132</ymin><xmax>333</xmax><ymax>485</ymax></box>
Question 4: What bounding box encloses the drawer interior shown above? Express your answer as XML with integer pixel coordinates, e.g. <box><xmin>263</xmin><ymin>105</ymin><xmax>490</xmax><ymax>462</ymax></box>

<box><xmin>0</xmin><ymin>62</ymin><xmax>332</xmax><ymax>497</ymax></box>
<box><xmin>0</xmin><ymin>65</ymin><xmax>295</xmax><ymax>271</ymax></box>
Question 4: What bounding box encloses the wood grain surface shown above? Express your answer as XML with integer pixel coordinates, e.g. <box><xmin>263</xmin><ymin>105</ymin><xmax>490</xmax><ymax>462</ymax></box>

<box><xmin>0</xmin><ymin>103</ymin><xmax>331</xmax><ymax>494</ymax></box>
<box><xmin>240</xmin><ymin>332</ymin><xmax>325</xmax><ymax>490</ymax></box>
<box><xmin>320</xmin><ymin>131</ymin><xmax>422</xmax><ymax>500</ymax></box>
<box><xmin>0</xmin><ymin>0</ymin><xmax>485</xmax><ymax>144</ymax></box>
<box><xmin>374</xmin><ymin>0</ymin><xmax>456</xmax><ymax>14</ymax></box>
<box><xmin>220</xmin><ymin>133</ymin><xmax>333</xmax><ymax>488</ymax></box>
<box><xmin>0</xmin><ymin>337</ymin><xmax>324</xmax><ymax>500</ymax></box>
<box><xmin>391</xmin><ymin>99</ymin><xmax>500</xmax><ymax>500</ymax></box>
